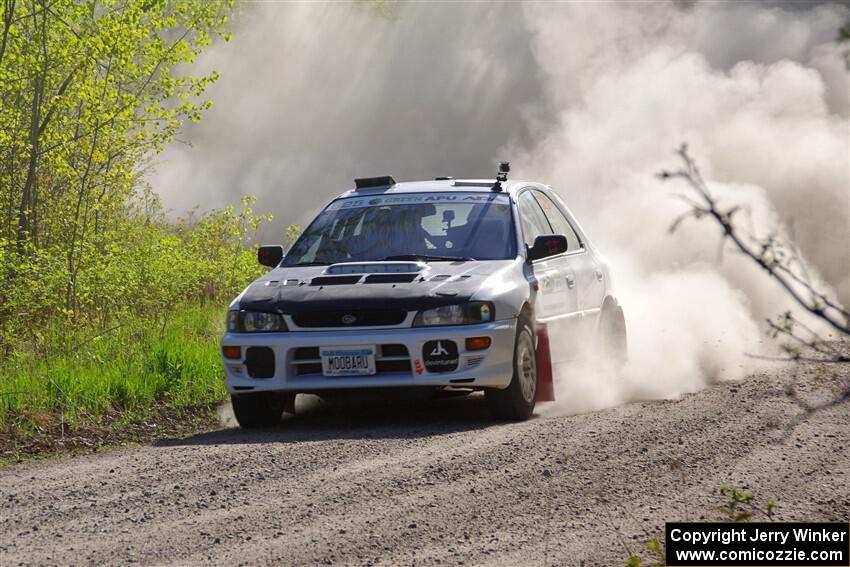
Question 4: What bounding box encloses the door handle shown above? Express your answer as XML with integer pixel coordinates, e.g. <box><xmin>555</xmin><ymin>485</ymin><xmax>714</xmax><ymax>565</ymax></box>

<box><xmin>595</xmin><ymin>270</ymin><xmax>604</xmax><ymax>282</ymax></box>
<box><xmin>566</xmin><ymin>275</ymin><xmax>575</xmax><ymax>289</ymax></box>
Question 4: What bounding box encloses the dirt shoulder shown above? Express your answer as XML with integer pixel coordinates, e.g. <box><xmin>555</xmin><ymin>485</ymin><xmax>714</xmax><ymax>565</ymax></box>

<box><xmin>0</xmin><ymin>362</ymin><xmax>848</xmax><ymax>566</ymax></box>
<box><xmin>0</xmin><ymin>404</ymin><xmax>221</xmax><ymax>465</ymax></box>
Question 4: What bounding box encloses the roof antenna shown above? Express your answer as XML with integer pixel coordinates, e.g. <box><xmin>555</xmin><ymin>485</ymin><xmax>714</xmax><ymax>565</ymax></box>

<box><xmin>492</xmin><ymin>161</ymin><xmax>510</xmax><ymax>192</ymax></box>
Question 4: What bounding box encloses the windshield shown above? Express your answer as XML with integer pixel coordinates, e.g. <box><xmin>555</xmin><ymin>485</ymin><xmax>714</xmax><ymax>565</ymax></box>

<box><xmin>283</xmin><ymin>192</ymin><xmax>516</xmax><ymax>266</ymax></box>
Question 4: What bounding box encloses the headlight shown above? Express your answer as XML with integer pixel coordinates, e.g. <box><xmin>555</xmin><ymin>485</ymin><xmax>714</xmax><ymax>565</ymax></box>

<box><xmin>413</xmin><ymin>302</ymin><xmax>494</xmax><ymax>327</ymax></box>
<box><xmin>227</xmin><ymin>310</ymin><xmax>287</xmax><ymax>332</ymax></box>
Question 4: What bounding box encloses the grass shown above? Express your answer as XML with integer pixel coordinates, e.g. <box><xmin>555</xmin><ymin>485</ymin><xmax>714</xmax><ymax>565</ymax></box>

<box><xmin>0</xmin><ymin>303</ymin><xmax>228</xmax><ymax>458</ymax></box>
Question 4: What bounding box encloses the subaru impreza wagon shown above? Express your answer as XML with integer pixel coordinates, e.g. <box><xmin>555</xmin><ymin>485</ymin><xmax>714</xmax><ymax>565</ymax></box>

<box><xmin>221</xmin><ymin>169</ymin><xmax>626</xmax><ymax>427</ymax></box>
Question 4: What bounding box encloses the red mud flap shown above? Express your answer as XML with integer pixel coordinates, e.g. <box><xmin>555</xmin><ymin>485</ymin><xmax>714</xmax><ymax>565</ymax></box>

<box><xmin>535</xmin><ymin>324</ymin><xmax>555</xmax><ymax>402</ymax></box>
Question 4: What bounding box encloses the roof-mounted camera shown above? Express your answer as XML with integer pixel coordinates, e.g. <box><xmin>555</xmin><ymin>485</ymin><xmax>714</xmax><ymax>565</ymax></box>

<box><xmin>492</xmin><ymin>161</ymin><xmax>510</xmax><ymax>191</ymax></box>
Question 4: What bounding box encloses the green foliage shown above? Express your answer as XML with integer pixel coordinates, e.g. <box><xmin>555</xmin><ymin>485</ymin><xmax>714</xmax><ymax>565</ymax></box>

<box><xmin>0</xmin><ymin>193</ymin><xmax>269</xmax><ymax>352</ymax></box>
<box><xmin>626</xmin><ymin>487</ymin><xmax>780</xmax><ymax>565</ymax></box>
<box><xmin>719</xmin><ymin>485</ymin><xmax>777</xmax><ymax>522</ymax></box>
<box><xmin>719</xmin><ymin>485</ymin><xmax>754</xmax><ymax>522</ymax></box>
<box><xmin>0</xmin><ymin>303</ymin><xmax>226</xmax><ymax>432</ymax></box>
<box><xmin>0</xmin><ymin>0</ymin><xmax>235</xmax><ymax>325</ymax></box>
<box><xmin>625</xmin><ymin>536</ymin><xmax>664</xmax><ymax>567</ymax></box>
<box><xmin>0</xmin><ymin>1</ymin><xmax>289</xmax><ymax>441</ymax></box>
<box><xmin>0</xmin><ymin>193</ymin><xmax>287</xmax><ymax>435</ymax></box>
<box><xmin>285</xmin><ymin>223</ymin><xmax>302</xmax><ymax>246</ymax></box>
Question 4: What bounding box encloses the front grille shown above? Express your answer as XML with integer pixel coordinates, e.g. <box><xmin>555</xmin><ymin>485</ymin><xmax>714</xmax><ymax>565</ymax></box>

<box><xmin>292</xmin><ymin>309</ymin><xmax>407</xmax><ymax>328</ymax></box>
<box><xmin>290</xmin><ymin>344</ymin><xmax>411</xmax><ymax>377</ymax></box>
<box><xmin>381</xmin><ymin>344</ymin><xmax>408</xmax><ymax>357</ymax></box>
<box><xmin>294</xmin><ymin>363</ymin><xmax>323</xmax><ymax>376</ymax></box>
<box><xmin>293</xmin><ymin>347</ymin><xmax>320</xmax><ymax>359</ymax></box>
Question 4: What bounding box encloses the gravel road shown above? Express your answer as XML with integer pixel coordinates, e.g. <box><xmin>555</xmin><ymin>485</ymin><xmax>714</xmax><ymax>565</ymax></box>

<box><xmin>1</xmin><ymin>361</ymin><xmax>848</xmax><ymax>566</ymax></box>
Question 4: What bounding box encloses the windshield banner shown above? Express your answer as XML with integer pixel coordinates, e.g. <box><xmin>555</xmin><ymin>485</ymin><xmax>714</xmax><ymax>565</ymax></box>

<box><xmin>326</xmin><ymin>192</ymin><xmax>510</xmax><ymax>211</ymax></box>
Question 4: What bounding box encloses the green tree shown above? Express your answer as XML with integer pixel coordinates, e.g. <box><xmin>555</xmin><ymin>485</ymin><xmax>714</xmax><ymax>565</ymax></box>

<box><xmin>0</xmin><ymin>0</ymin><xmax>234</xmax><ymax>332</ymax></box>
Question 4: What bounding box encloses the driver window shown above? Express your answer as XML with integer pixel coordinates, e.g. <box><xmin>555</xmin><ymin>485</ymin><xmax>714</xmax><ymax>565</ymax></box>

<box><xmin>518</xmin><ymin>191</ymin><xmax>553</xmax><ymax>248</ymax></box>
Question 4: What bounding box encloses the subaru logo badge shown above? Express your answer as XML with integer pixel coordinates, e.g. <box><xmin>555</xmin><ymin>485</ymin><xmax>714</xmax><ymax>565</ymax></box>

<box><xmin>341</xmin><ymin>314</ymin><xmax>357</xmax><ymax>325</ymax></box>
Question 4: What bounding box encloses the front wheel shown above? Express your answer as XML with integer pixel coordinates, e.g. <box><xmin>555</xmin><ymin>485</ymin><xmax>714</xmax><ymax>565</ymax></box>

<box><xmin>231</xmin><ymin>392</ymin><xmax>286</xmax><ymax>428</ymax></box>
<box><xmin>486</xmin><ymin>318</ymin><xmax>537</xmax><ymax>421</ymax></box>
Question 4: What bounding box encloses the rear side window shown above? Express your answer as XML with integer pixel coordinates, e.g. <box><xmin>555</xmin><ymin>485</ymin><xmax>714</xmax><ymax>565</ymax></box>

<box><xmin>517</xmin><ymin>191</ymin><xmax>554</xmax><ymax>248</ymax></box>
<box><xmin>532</xmin><ymin>191</ymin><xmax>582</xmax><ymax>251</ymax></box>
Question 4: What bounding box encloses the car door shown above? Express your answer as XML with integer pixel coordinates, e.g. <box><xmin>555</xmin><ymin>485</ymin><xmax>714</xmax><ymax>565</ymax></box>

<box><xmin>516</xmin><ymin>190</ymin><xmax>578</xmax><ymax>323</ymax></box>
<box><xmin>532</xmin><ymin>190</ymin><xmax>605</xmax><ymax>313</ymax></box>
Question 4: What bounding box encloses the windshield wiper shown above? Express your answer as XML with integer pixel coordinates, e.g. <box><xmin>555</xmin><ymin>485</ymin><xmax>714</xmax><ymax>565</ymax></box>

<box><xmin>381</xmin><ymin>254</ymin><xmax>475</xmax><ymax>262</ymax></box>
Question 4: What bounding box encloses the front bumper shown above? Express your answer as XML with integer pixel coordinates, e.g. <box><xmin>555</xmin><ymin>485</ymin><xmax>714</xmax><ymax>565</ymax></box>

<box><xmin>220</xmin><ymin>319</ymin><xmax>516</xmax><ymax>394</ymax></box>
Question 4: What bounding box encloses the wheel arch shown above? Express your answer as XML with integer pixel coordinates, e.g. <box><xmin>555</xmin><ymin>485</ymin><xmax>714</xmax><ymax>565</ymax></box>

<box><xmin>519</xmin><ymin>301</ymin><xmax>534</xmax><ymax>324</ymax></box>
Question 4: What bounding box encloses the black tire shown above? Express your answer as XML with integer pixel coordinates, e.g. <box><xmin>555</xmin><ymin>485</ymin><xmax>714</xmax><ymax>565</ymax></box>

<box><xmin>231</xmin><ymin>392</ymin><xmax>286</xmax><ymax>428</ymax></box>
<box><xmin>598</xmin><ymin>300</ymin><xmax>628</xmax><ymax>367</ymax></box>
<box><xmin>486</xmin><ymin>317</ymin><xmax>537</xmax><ymax>421</ymax></box>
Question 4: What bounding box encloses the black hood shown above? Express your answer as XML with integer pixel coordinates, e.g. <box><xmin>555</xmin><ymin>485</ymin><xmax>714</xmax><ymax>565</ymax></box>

<box><xmin>236</xmin><ymin>260</ymin><xmax>514</xmax><ymax>313</ymax></box>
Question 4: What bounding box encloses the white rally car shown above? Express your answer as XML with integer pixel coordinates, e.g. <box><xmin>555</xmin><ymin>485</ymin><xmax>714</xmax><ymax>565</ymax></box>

<box><xmin>221</xmin><ymin>165</ymin><xmax>627</xmax><ymax>427</ymax></box>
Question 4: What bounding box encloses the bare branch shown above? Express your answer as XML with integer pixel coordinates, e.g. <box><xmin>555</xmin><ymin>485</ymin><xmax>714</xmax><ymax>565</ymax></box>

<box><xmin>659</xmin><ymin>145</ymin><xmax>850</xmax><ymax>337</ymax></box>
<box><xmin>660</xmin><ymin>144</ymin><xmax>849</xmax><ymax>433</ymax></box>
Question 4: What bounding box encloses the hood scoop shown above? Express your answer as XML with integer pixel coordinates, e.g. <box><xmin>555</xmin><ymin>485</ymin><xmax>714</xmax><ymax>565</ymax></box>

<box><xmin>310</xmin><ymin>275</ymin><xmax>362</xmax><ymax>286</ymax></box>
<box><xmin>325</xmin><ymin>261</ymin><xmax>424</xmax><ymax>275</ymax></box>
<box><xmin>364</xmin><ymin>273</ymin><xmax>418</xmax><ymax>284</ymax></box>
<box><xmin>309</xmin><ymin>273</ymin><xmax>419</xmax><ymax>286</ymax></box>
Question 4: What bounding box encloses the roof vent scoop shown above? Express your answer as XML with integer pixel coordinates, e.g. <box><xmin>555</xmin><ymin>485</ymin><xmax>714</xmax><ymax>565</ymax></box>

<box><xmin>492</xmin><ymin>161</ymin><xmax>510</xmax><ymax>192</ymax></box>
<box><xmin>354</xmin><ymin>176</ymin><xmax>396</xmax><ymax>190</ymax></box>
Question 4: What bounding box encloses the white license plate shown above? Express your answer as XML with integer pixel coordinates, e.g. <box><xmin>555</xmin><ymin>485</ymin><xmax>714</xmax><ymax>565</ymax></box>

<box><xmin>320</xmin><ymin>346</ymin><xmax>376</xmax><ymax>377</ymax></box>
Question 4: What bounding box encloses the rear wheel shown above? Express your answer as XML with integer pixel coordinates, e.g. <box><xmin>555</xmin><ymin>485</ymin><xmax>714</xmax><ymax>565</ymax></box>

<box><xmin>486</xmin><ymin>318</ymin><xmax>537</xmax><ymax>420</ymax></box>
<box><xmin>231</xmin><ymin>392</ymin><xmax>286</xmax><ymax>428</ymax></box>
<box><xmin>598</xmin><ymin>300</ymin><xmax>628</xmax><ymax>367</ymax></box>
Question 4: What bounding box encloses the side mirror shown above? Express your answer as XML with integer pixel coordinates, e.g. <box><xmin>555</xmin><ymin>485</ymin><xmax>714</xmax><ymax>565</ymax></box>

<box><xmin>528</xmin><ymin>234</ymin><xmax>568</xmax><ymax>262</ymax></box>
<box><xmin>258</xmin><ymin>245</ymin><xmax>284</xmax><ymax>268</ymax></box>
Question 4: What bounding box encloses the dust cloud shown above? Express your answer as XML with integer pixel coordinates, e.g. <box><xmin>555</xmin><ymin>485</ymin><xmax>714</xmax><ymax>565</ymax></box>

<box><xmin>516</xmin><ymin>1</ymin><xmax>849</xmax><ymax>413</ymax></box>
<box><xmin>149</xmin><ymin>1</ymin><xmax>849</xmax><ymax>414</ymax></box>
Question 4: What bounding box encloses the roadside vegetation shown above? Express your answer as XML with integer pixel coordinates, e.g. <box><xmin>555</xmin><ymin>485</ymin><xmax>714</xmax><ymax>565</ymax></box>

<box><xmin>626</xmin><ymin>486</ymin><xmax>780</xmax><ymax>567</ymax></box>
<box><xmin>0</xmin><ymin>0</ymin><xmax>272</xmax><ymax>457</ymax></box>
